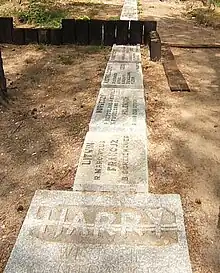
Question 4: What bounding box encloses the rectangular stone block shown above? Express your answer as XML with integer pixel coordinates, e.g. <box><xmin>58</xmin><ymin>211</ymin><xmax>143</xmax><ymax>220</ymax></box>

<box><xmin>101</xmin><ymin>62</ymin><xmax>144</xmax><ymax>89</ymax></box>
<box><xmin>89</xmin><ymin>88</ymin><xmax>146</xmax><ymax>132</ymax></box>
<box><xmin>73</xmin><ymin>132</ymin><xmax>148</xmax><ymax>192</ymax></box>
<box><xmin>4</xmin><ymin>190</ymin><xmax>193</xmax><ymax>273</ymax></box>
<box><xmin>109</xmin><ymin>45</ymin><xmax>141</xmax><ymax>63</ymax></box>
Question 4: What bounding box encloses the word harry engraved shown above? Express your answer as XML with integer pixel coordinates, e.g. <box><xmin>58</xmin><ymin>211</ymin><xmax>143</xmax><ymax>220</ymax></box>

<box><xmin>31</xmin><ymin>205</ymin><xmax>178</xmax><ymax>246</ymax></box>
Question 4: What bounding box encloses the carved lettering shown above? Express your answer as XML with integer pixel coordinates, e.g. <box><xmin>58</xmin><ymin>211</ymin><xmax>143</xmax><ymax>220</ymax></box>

<box><xmin>94</xmin><ymin>212</ymin><xmax>116</xmax><ymax>236</ymax></box>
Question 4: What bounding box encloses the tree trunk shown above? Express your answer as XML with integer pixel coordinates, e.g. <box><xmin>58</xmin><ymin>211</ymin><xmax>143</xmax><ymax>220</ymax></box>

<box><xmin>0</xmin><ymin>50</ymin><xmax>7</xmax><ymax>100</ymax></box>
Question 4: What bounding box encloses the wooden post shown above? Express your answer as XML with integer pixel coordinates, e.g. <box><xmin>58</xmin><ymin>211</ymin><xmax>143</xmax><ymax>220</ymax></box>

<box><xmin>0</xmin><ymin>50</ymin><xmax>7</xmax><ymax>100</ymax></box>
<box><xmin>149</xmin><ymin>31</ymin><xmax>161</xmax><ymax>62</ymax></box>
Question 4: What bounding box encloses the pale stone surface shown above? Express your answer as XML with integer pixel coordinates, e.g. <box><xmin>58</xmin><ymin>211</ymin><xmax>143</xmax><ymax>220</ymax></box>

<box><xmin>73</xmin><ymin>132</ymin><xmax>148</xmax><ymax>192</ymax></box>
<box><xmin>120</xmin><ymin>14</ymin><xmax>138</xmax><ymax>21</ymax></box>
<box><xmin>109</xmin><ymin>45</ymin><xmax>141</xmax><ymax>63</ymax></box>
<box><xmin>89</xmin><ymin>88</ymin><xmax>146</xmax><ymax>132</ymax></box>
<box><xmin>101</xmin><ymin>62</ymin><xmax>143</xmax><ymax>89</ymax></box>
<box><xmin>4</xmin><ymin>190</ymin><xmax>193</xmax><ymax>273</ymax></box>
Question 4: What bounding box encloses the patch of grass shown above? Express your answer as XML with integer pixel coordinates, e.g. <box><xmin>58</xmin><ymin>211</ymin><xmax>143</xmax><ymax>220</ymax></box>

<box><xmin>16</xmin><ymin>0</ymin><xmax>67</xmax><ymax>28</ymax></box>
<box><xmin>76</xmin><ymin>15</ymin><xmax>90</xmax><ymax>20</ymax></box>
<box><xmin>188</xmin><ymin>7</ymin><xmax>220</xmax><ymax>28</ymax></box>
<box><xmin>108</xmin><ymin>16</ymin><xmax>120</xmax><ymax>20</ymax></box>
<box><xmin>58</xmin><ymin>54</ymin><xmax>74</xmax><ymax>65</ymax></box>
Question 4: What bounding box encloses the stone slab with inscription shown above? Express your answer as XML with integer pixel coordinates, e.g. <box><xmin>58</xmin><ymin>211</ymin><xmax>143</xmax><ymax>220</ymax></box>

<box><xmin>73</xmin><ymin>132</ymin><xmax>147</xmax><ymax>192</ymax></box>
<box><xmin>109</xmin><ymin>45</ymin><xmax>141</xmax><ymax>63</ymax></box>
<box><xmin>120</xmin><ymin>14</ymin><xmax>138</xmax><ymax>21</ymax></box>
<box><xmin>101</xmin><ymin>62</ymin><xmax>143</xmax><ymax>89</ymax></box>
<box><xmin>89</xmin><ymin>88</ymin><xmax>146</xmax><ymax>132</ymax></box>
<box><xmin>4</xmin><ymin>190</ymin><xmax>193</xmax><ymax>273</ymax></box>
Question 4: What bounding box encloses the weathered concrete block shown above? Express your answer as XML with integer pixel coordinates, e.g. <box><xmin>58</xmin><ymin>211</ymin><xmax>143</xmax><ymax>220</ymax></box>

<box><xmin>109</xmin><ymin>45</ymin><xmax>141</xmax><ymax>63</ymax></box>
<box><xmin>4</xmin><ymin>190</ymin><xmax>192</xmax><ymax>273</ymax></box>
<box><xmin>73</xmin><ymin>132</ymin><xmax>148</xmax><ymax>193</ymax></box>
<box><xmin>89</xmin><ymin>88</ymin><xmax>146</xmax><ymax>132</ymax></box>
<box><xmin>101</xmin><ymin>62</ymin><xmax>144</xmax><ymax>89</ymax></box>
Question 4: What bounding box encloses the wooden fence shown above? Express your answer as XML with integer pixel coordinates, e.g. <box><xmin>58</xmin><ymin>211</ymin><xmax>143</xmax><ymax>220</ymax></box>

<box><xmin>0</xmin><ymin>17</ymin><xmax>157</xmax><ymax>45</ymax></box>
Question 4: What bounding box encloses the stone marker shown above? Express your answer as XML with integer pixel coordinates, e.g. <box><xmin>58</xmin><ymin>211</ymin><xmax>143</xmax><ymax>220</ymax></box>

<box><xmin>109</xmin><ymin>45</ymin><xmax>141</xmax><ymax>63</ymax></box>
<box><xmin>89</xmin><ymin>88</ymin><xmax>146</xmax><ymax>132</ymax></box>
<box><xmin>73</xmin><ymin>132</ymin><xmax>148</xmax><ymax>192</ymax></box>
<box><xmin>101</xmin><ymin>62</ymin><xmax>143</xmax><ymax>89</ymax></box>
<box><xmin>4</xmin><ymin>190</ymin><xmax>193</xmax><ymax>273</ymax></box>
<box><xmin>120</xmin><ymin>14</ymin><xmax>138</xmax><ymax>21</ymax></box>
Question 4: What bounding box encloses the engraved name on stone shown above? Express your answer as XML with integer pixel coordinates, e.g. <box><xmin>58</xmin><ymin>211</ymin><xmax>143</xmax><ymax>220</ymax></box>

<box><xmin>73</xmin><ymin>132</ymin><xmax>147</xmax><ymax>192</ymax></box>
<box><xmin>110</xmin><ymin>45</ymin><xmax>141</xmax><ymax>63</ymax></box>
<box><xmin>4</xmin><ymin>191</ymin><xmax>193</xmax><ymax>273</ymax></box>
<box><xmin>31</xmin><ymin>205</ymin><xmax>177</xmax><ymax>245</ymax></box>
<box><xmin>102</xmin><ymin>63</ymin><xmax>143</xmax><ymax>88</ymax></box>
<box><xmin>89</xmin><ymin>88</ymin><xmax>146</xmax><ymax>131</ymax></box>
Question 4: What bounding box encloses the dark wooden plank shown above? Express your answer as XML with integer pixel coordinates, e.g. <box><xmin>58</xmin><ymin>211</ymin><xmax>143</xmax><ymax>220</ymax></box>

<box><xmin>162</xmin><ymin>42</ymin><xmax>220</xmax><ymax>49</ymax></box>
<box><xmin>0</xmin><ymin>17</ymin><xmax>13</xmax><ymax>43</ymax></box>
<box><xmin>162</xmin><ymin>46</ymin><xmax>190</xmax><ymax>92</ymax></box>
<box><xmin>13</xmin><ymin>28</ymin><xmax>25</xmax><ymax>45</ymax></box>
<box><xmin>149</xmin><ymin>31</ymin><xmax>161</xmax><ymax>61</ymax></box>
<box><xmin>116</xmin><ymin>20</ymin><xmax>129</xmax><ymax>45</ymax></box>
<box><xmin>50</xmin><ymin>29</ymin><xmax>62</xmax><ymax>45</ymax></box>
<box><xmin>62</xmin><ymin>19</ymin><xmax>75</xmax><ymax>44</ymax></box>
<box><xmin>38</xmin><ymin>29</ymin><xmax>51</xmax><ymax>44</ymax></box>
<box><xmin>75</xmin><ymin>20</ymin><xmax>89</xmax><ymax>45</ymax></box>
<box><xmin>144</xmin><ymin>21</ymin><xmax>157</xmax><ymax>45</ymax></box>
<box><xmin>130</xmin><ymin>21</ymin><xmax>143</xmax><ymax>45</ymax></box>
<box><xmin>25</xmin><ymin>29</ymin><xmax>38</xmax><ymax>44</ymax></box>
<box><xmin>89</xmin><ymin>20</ymin><xmax>103</xmax><ymax>45</ymax></box>
<box><xmin>104</xmin><ymin>20</ymin><xmax>116</xmax><ymax>46</ymax></box>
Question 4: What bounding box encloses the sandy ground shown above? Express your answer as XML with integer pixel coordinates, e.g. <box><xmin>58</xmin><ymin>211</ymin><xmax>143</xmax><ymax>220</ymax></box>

<box><xmin>140</xmin><ymin>0</ymin><xmax>220</xmax><ymax>272</ymax></box>
<box><xmin>0</xmin><ymin>44</ymin><xmax>110</xmax><ymax>271</ymax></box>
<box><xmin>140</xmin><ymin>0</ymin><xmax>220</xmax><ymax>44</ymax></box>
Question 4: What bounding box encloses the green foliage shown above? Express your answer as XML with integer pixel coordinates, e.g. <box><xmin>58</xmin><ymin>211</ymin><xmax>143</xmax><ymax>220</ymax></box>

<box><xmin>16</xmin><ymin>0</ymin><xmax>67</xmax><ymax>28</ymax></box>
<box><xmin>77</xmin><ymin>15</ymin><xmax>90</xmax><ymax>20</ymax></box>
<box><xmin>108</xmin><ymin>16</ymin><xmax>120</xmax><ymax>20</ymax></box>
<box><xmin>189</xmin><ymin>7</ymin><xmax>220</xmax><ymax>28</ymax></box>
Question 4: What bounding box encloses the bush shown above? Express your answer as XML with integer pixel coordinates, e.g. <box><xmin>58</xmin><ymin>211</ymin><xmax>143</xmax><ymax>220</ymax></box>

<box><xmin>16</xmin><ymin>0</ymin><xmax>67</xmax><ymax>28</ymax></box>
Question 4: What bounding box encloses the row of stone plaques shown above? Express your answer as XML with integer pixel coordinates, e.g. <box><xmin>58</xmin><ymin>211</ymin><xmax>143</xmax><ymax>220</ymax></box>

<box><xmin>73</xmin><ymin>132</ymin><xmax>148</xmax><ymax>192</ymax></box>
<box><xmin>4</xmin><ymin>190</ymin><xmax>193</xmax><ymax>273</ymax></box>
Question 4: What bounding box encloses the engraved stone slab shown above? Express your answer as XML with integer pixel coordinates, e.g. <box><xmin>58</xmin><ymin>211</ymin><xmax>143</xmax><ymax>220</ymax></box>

<box><xmin>73</xmin><ymin>132</ymin><xmax>148</xmax><ymax>192</ymax></box>
<box><xmin>4</xmin><ymin>190</ymin><xmax>193</xmax><ymax>273</ymax></box>
<box><xmin>109</xmin><ymin>45</ymin><xmax>141</xmax><ymax>63</ymax></box>
<box><xmin>89</xmin><ymin>88</ymin><xmax>146</xmax><ymax>132</ymax></box>
<box><xmin>120</xmin><ymin>14</ymin><xmax>138</xmax><ymax>21</ymax></box>
<box><xmin>101</xmin><ymin>62</ymin><xmax>143</xmax><ymax>89</ymax></box>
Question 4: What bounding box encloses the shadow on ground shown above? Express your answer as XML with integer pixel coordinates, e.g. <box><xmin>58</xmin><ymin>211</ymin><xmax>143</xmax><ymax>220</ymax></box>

<box><xmin>0</xmin><ymin>44</ymin><xmax>110</xmax><ymax>271</ymax></box>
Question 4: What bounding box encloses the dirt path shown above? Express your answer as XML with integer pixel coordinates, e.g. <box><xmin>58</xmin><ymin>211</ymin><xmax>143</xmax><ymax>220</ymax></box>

<box><xmin>140</xmin><ymin>0</ymin><xmax>220</xmax><ymax>44</ymax></box>
<box><xmin>141</xmin><ymin>1</ymin><xmax>220</xmax><ymax>272</ymax></box>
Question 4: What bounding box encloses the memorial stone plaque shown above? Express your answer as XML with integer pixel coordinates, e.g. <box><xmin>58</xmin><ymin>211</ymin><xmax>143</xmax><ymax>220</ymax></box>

<box><xmin>89</xmin><ymin>88</ymin><xmax>146</xmax><ymax>132</ymax></box>
<box><xmin>120</xmin><ymin>14</ymin><xmax>138</xmax><ymax>21</ymax></box>
<box><xmin>73</xmin><ymin>132</ymin><xmax>147</xmax><ymax>192</ymax></box>
<box><xmin>4</xmin><ymin>190</ymin><xmax>193</xmax><ymax>273</ymax></box>
<box><xmin>102</xmin><ymin>62</ymin><xmax>143</xmax><ymax>88</ymax></box>
<box><xmin>109</xmin><ymin>45</ymin><xmax>141</xmax><ymax>63</ymax></box>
